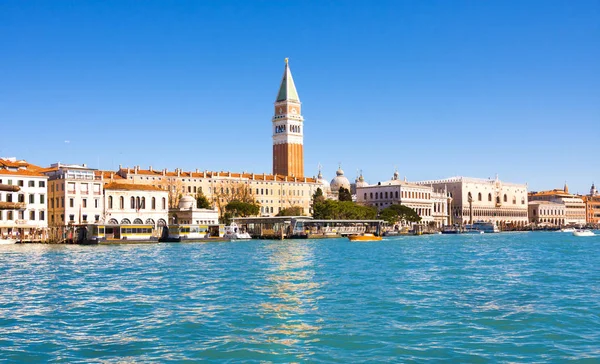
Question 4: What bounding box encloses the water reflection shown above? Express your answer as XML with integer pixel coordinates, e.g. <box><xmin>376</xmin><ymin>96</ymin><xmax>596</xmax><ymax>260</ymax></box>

<box><xmin>256</xmin><ymin>241</ymin><xmax>322</xmax><ymax>349</ymax></box>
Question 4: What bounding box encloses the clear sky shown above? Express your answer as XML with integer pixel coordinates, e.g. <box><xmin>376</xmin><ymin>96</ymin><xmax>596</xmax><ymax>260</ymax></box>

<box><xmin>1</xmin><ymin>1</ymin><xmax>598</xmax><ymax>194</ymax></box>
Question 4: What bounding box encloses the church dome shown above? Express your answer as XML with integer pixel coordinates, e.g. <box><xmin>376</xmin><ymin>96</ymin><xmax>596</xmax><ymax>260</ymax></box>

<box><xmin>178</xmin><ymin>195</ymin><xmax>196</xmax><ymax>210</ymax></box>
<box><xmin>355</xmin><ymin>173</ymin><xmax>369</xmax><ymax>188</ymax></box>
<box><xmin>316</xmin><ymin>170</ymin><xmax>330</xmax><ymax>192</ymax></box>
<box><xmin>330</xmin><ymin>167</ymin><xmax>351</xmax><ymax>193</ymax></box>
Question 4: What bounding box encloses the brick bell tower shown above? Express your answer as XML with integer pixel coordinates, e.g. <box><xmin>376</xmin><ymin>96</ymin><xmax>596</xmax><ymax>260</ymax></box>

<box><xmin>272</xmin><ymin>58</ymin><xmax>304</xmax><ymax>177</ymax></box>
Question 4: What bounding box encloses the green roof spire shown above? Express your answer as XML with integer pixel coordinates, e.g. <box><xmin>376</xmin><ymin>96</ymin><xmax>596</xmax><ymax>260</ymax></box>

<box><xmin>276</xmin><ymin>58</ymin><xmax>300</xmax><ymax>102</ymax></box>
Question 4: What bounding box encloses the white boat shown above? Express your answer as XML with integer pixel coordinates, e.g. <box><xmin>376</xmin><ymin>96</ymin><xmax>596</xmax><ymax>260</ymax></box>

<box><xmin>573</xmin><ymin>229</ymin><xmax>595</xmax><ymax>237</ymax></box>
<box><xmin>223</xmin><ymin>223</ymin><xmax>251</xmax><ymax>240</ymax></box>
<box><xmin>560</xmin><ymin>228</ymin><xmax>576</xmax><ymax>233</ymax></box>
<box><xmin>0</xmin><ymin>237</ymin><xmax>17</xmax><ymax>245</ymax></box>
<box><xmin>465</xmin><ymin>221</ymin><xmax>499</xmax><ymax>233</ymax></box>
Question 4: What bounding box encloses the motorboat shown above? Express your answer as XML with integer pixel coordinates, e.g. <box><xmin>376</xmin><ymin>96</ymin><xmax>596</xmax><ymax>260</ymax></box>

<box><xmin>573</xmin><ymin>229</ymin><xmax>595</xmax><ymax>237</ymax></box>
<box><xmin>465</xmin><ymin>221</ymin><xmax>500</xmax><ymax>233</ymax></box>
<box><xmin>560</xmin><ymin>228</ymin><xmax>576</xmax><ymax>233</ymax></box>
<box><xmin>223</xmin><ymin>223</ymin><xmax>251</xmax><ymax>240</ymax></box>
<box><xmin>0</xmin><ymin>237</ymin><xmax>17</xmax><ymax>245</ymax></box>
<box><xmin>348</xmin><ymin>233</ymin><xmax>382</xmax><ymax>242</ymax></box>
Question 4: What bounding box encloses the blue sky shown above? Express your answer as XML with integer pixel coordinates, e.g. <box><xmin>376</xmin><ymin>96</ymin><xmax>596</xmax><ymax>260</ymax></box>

<box><xmin>1</xmin><ymin>1</ymin><xmax>598</xmax><ymax>194</ymax></box>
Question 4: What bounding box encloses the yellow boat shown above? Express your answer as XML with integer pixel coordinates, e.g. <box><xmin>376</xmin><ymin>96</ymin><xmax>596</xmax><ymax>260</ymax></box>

<box><xmin>347</xmin><ymin>233</ymin><xmax>382</xmax><ymax>242</ymax></box>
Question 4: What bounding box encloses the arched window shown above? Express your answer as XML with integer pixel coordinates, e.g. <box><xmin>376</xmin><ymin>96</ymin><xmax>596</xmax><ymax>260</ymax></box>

<box><xmin>503</xmin><ymin>194</ymin><xmax>507</xmax><ymax>202</ymax></box>
<box><xmin>108</xmin><ymin>196</ymin><xmax>113</xmax><ymax>209</ymax></box>
<box><xmin>152</xmin><ymin>197</ymin><xmax>156</xmax><ymax>210</ymax></box>
<box><xmin>375</xmin><ymin>192</ymin><xmax>379</xmax><ymax>199</ymax></box>
<box><xmin>395</xmin><ymin>191</ymin><xmax>399</xmax><ymax>198</ymax></box>
<box><xmin>162</xmin><ymin>197</ymin><xmax>166</xmax><ymax>210</ymax></box>
<box><xmin>385</xmin><ymin>192</ymin><xmax>388</xmax><ymax>198</ymax></box>
<box><xmin>370</xmin><ymin>192</ymin><xmax>373</xmax><ymax>199</ymax></box>
<box><xmin>141</xmin><ymin>197</ymin><xmax>146</xmax><ymax>209</ymax></box>
<box><xmin>130</xmin><ymin>197</ymin><xmax>135</xmax><ymax>209</ymax></box>
<box><xmin>488</xmin><ymin>193</ymin><xmax>492</xmax><ymax>202</ymax></box>
<box><xmin>120</xmin><ymin>196</ymin><xmax>124</xmax><ymax>209</ymax></box>
<box><xmin>468</xmin><ymin>192</ymin><xmax>472</xmax><ymax>200</ymax></box>
<box><xmin>364</xmin><ymin>193</ymin><xmax>367</xmax><ymax>200</ymax></box>
<box><xmin>512</xmin><ymin>197</ymin><xmax>516</xmax><ymax>204</ymax></box>
<box><xmin>478</xmin><ymin>193</ymin><xmax>482</xmax><ymax>201</ymax></box>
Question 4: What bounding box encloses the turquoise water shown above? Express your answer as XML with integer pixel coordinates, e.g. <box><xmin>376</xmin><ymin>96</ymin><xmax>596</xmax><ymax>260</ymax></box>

<box><xmin>1</xmin><ymin>232</ymin><xmax>599</xmax><ymax>362</ymax></box>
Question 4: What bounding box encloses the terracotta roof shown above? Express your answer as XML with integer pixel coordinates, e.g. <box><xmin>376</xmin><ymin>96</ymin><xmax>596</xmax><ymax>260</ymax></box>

<box><xmin>119</xmin><ymin>168</ymin><xmax>317</xmax><ymax>183</ymax></box>
<box><xmin>103</xmin><ymin>182</ymin><xmax>164</xmax><ymax>191</ymax></box>
<box><xmin>95</xmin><ymin>170</ymin><xmax>125</xmax><ymax>180</ymax></box>
<box><xmin>0</xmin><ymin>169</ymin><xmax>47</xmax><ymax>177</ymax></box>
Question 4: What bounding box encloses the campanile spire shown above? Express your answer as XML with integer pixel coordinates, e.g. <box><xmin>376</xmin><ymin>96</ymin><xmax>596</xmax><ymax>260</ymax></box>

<box><xmin>272</xmin><ymin>58</ymin><xmax>304</xmax><ymax>177</ymax></box>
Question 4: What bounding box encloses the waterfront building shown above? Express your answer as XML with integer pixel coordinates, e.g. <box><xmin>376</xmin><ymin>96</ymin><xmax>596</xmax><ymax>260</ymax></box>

<box><xmin>583</xmin><ymin>182</ymin><xmax>600</xmax><ymax>225</ymax></box>
<box><xmin>115</xmin><ymin>166</ymin><xmax>320</xmax><ymax>217</ymax></box>
<box><xmin>273</xmin><ymin>58</ymin><xmax>304</xmax><ymax>178</ymax></box>
<box><xmin>356</xmin><ymin>171</ymin><xmax>451</xmax><ymax>227</ymax></box>
<box><xmin>170</xmin><ymin>195</ymin><xmax>219</xmax><ymax>225</ymax></box>
<box><xmin>415</xmin><ymin>176</ymin><xmax>529</xmax><ymax>228</ymax></box>
<box><xmin>528</xmin><ymin>183</ymin><xmax>586</xmax><ymax>225</ymax></box>
<box><xmin>44</xmin><ymin>163</ymin><xmax>104</xmax><ymax>227</ymax></box>
<box><xmin>103</xmin><ymin>182</ymin><xmax>168</xmax><ymax>228</ymax></box>
<box><xmin>528</xmin><ymin>201</ymin><xmax>566</xmax><ymax>226</ymax></box>
<box><xmin>0</xmin><ymin>157</ymin><xmax>48</xmax><ymax>240</ymax></box>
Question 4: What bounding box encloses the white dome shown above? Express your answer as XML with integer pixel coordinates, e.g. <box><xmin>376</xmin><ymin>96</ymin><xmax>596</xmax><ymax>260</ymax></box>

<box><xmin>178</xmin><ymin>195</ymin><xmax>196</xmax><ymax>209</ymax></box>
<box><xmin>355</xmin><ymin>174</ymin><xmax>369</xmax><ymax>188</ymax></box>
<box><xmin>316</xmin><ymin>170</ymin><xmax>330</xmax><ymax>192</ymax></box>
<box><xmin>330</xmin><ymin>167</ymin><xmax>351</xmax><ymax>193</ymax></box>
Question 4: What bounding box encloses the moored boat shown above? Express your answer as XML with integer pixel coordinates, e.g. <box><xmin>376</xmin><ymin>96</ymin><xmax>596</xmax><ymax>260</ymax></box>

<box><xmin>223</xmin><ymin>223</ymin><xmax>251</xmax><ymax>240</ymax></box>
<box><xmin>560</xmin><ymin>228</ymin><xmax>576</xmax><ymax>233</ymax></box>
<box><xmin>573</xmin><ymin>229</ymin><xmax>595</xmax><ymax>237</ymax></box>
<box><xmin>348</xmin><ymin>233</ymin><xmax>382</xmax><ymax>242</ymax></box>
<box><xmin>0</xmin><ymin>237</ymin><xmax>17</xmax><ymax>245</ymax></box>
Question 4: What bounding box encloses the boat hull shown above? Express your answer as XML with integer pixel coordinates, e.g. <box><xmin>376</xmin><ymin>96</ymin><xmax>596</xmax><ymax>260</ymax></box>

<box><xmin>0</xmin><ymin>238</ymin><xmax>17</xmax><ymax>245</ymax></box>
<box><xmin>348</xmin><ymin>235</ymin><xmax>382</xmax><ymax>242</ymax></box>
<box><xmin>573</xmin><ymin>230</ymin><xmax>595</xmax><ymax>237</ymax></box>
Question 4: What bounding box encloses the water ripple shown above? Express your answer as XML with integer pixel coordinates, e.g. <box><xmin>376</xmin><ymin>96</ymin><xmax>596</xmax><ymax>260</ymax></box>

<box><xmin>1</xmin><ymin>232</ymin><xmax>599</xmax><ymax>362</ymax></box>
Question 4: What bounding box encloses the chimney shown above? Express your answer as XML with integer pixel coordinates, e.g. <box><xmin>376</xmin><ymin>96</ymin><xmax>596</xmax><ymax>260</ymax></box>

<box><xmin>177</xmin><ymin>169</ymin><xmax>181</xmax><ymax>177</ymax></box>
<box><xmin>149</xmin><ymin>166</ymin><xmax>153</xmax><ymax>172</ymax></box>
<box><xmin>110</xmin><ymin>172</ymin><xmax>114</xmax><ymax>181</ymax></box>
<box><xmin>118</xmin><ymin>164</ymin><xmax>122</xmax><ymax>170</ymax></box>
<box><xmin>195</xmin><ymin>168</ymin><xmax>199</xmax><ymax>173</ymax></box>
<box><xmin>82</xmin><ymin>163</ymin><xmax>87</xmax><ymax>168</ymax></box>
<box><xmin>134</xmin><ymin>166</ymin><xmax>139</xmax><ymax>174</ymax></box>
<box><xmin>162</xmin><ymin>169</ymin><xmax>166</xmax><ymax>176</ymax></box>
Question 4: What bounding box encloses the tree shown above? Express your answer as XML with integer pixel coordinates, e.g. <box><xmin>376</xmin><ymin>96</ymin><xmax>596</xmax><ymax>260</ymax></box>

<box><xmin>195</xmin><ymin>191</ymin><xmax>211</xmax><ymax>209</ymax></box>
<box><xmin>159</xmin><ymin>178</ymin><xmax>185</xmax><ymax>209</ymax></box>
<box><xmin>212</xmin><ymin>182</ymin><xmax>257</xmax><ymax>219</ymax></box>
<box><xmin>312</xmin><ymin>200</ymin><xmax>377</xmax><ymax>220</ymax></box>
<box><xmin>338</xmin><ymin>187</ymin><xmax>352</xmax><ymax>202</ymax></box>
<box><xmin>313</xmin><ymin>187</ymin><xmax>325</xmax><ymax>203</ymax></box>
<box><xmin>277</xmin><ymin>206</ymin><xmax>304</xmax><ymax>216</ymax></box>
<box><xmin>225</xmin><ymin>200</ymin><xmax>260</xmax><ymax>218</ymax></box>
<box><xmin>379</xmin><ymin>204</ymin><xmax>421</xmax><ymax>225</ymax></box>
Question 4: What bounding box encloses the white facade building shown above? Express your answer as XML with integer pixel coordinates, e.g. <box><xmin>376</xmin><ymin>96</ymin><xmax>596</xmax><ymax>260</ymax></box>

<box><xmin>45</xmin><ymin>163</ymin><xmax>104</xmax><ymax>227</ymax></box>
<box><xmin>356</xmin><ymin>171</ymin><xmax>451</xmax><ymax>227</ymax></box>
<box><xmin>416</xmin><ymin>176</ymin><xmax>529</xmax><ymax>228</ymax></box>
<box><xmin>170</xmin><ymin>195</ymin><xmax>219</xmax><ymax>225</ymax></box>
<box><xmin>103</xmin><ymin>182</ymin><xmax>169</xmax><ymax>228</ymax></box>
<box><xmin>0</xmin><ymin>158</ymin><xmax>48</xmax><ymax>240</ymax></box>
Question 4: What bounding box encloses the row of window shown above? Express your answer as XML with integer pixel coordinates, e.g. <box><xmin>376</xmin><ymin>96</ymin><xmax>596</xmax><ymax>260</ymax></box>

<box><xmin>107</xmin><ymin>196</ymin><xmax>166</xmax><ymax>210</ymax></box>
<box><xmin>0</xmin><ymin>179</ymin><xmax>46</xmax><ymax>188</ymax></box>
<box><xmin>468</xmin><ymin>192</ymin><xmax>526</xmax><ymax>205</ymax></box>
<box><xmin>0</xmin><ymin>210</ymin><xmax>45</xmax><ymax>221</ymax></box>
<box><xmin>0</xmin><ymin>193</ymin><xmax>46</xmax><ymax>204</ymax></box>
<box><xmin>365</xmin><ymin>190</ymin><xmax>431</xmax><ymax>200</ymax></box>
